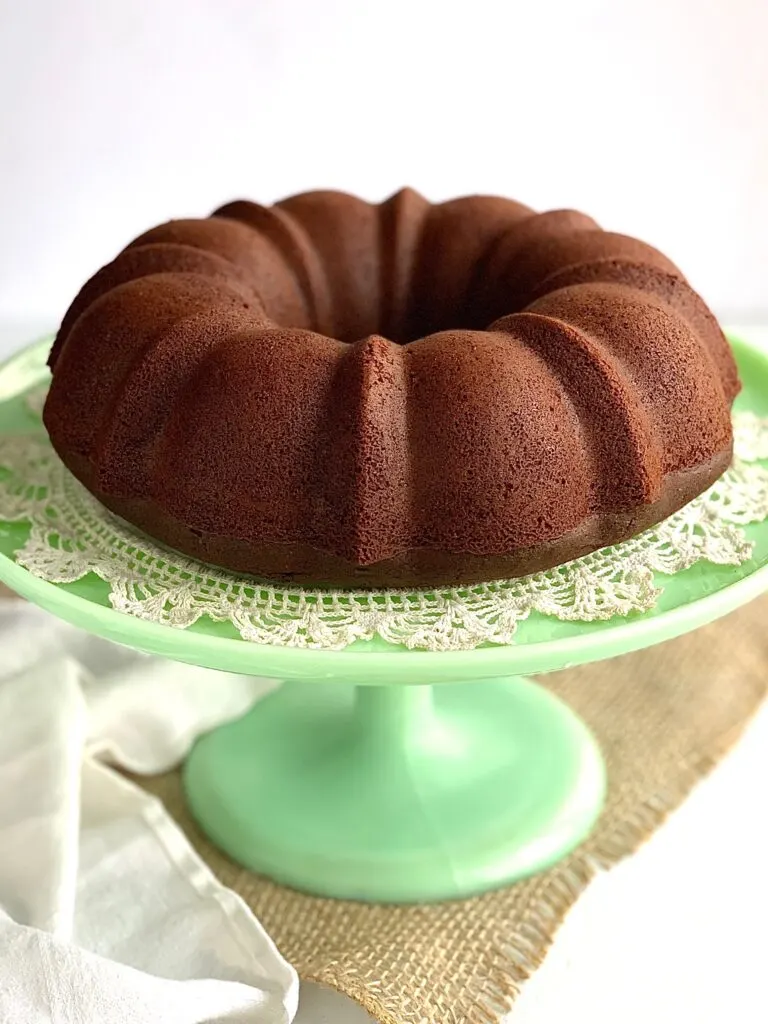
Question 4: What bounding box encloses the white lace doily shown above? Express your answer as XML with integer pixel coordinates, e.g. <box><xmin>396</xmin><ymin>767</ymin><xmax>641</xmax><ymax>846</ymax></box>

<box><xmin>2</xmin><ymin>387</ymin><xmax>768</xmax><ymax>651</ymax></box>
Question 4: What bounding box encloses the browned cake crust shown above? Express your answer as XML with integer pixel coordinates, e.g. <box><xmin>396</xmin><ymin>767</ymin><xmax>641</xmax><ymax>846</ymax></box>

<box><xmin>44</xmin><ymin>190</ymin><xmax>739</xmax><ymax>588</ymax></box>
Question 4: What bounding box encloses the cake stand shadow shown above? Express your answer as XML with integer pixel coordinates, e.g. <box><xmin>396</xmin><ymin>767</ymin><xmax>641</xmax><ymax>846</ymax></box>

<box><xmin>2</xmin><ymin>334</ymin><xmax>768</xmax><ymax>903</ymax></box>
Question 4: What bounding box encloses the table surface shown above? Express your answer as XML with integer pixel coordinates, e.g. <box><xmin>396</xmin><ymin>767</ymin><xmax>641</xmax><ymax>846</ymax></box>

<box><xmin>2</xmin><ymin>321</ymin><xmax>766</xmax><ymax>1024</ymax></box>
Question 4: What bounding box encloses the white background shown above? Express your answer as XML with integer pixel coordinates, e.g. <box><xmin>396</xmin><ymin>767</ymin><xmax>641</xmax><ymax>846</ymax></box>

<box><xmin>1</xmin><ymin>3</ymin><xmax>767</xmax><ymax>1021</ymax></box>
<box><xmin>1</xmin><ymin>0</ymin><xmax>767</xmax><ymax>347</ymax></box>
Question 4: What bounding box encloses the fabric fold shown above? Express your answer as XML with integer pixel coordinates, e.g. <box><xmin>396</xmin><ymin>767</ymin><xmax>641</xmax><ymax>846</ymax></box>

<box><xmin>0</xmin><ymin>599</ymin><xmax>297</xmax><ymax>1024</ymax></box>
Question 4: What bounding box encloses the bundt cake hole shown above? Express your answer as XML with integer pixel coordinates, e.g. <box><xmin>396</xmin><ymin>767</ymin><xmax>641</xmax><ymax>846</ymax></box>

<box><xmin>319</xmin><ymin>278</ymin><xmax>524</xmax><ymax>345</ymax></box>
<box><xmin>381</xmin><ymin>297</ymin><xmax>507</xmax><ymax>346</ymax></box>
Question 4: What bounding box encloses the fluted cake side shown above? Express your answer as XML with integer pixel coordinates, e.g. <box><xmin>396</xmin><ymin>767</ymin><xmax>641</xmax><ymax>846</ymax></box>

<box><xmin>43</xmin><ymin>189</ymin><xmax>739</xmax><ymax>587</ymax></box>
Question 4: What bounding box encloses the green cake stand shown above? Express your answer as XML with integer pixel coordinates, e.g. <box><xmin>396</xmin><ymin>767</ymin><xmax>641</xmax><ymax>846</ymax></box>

<box><xmin>1</xmin><ymin>335</ymin><xmax>768</xmax><ymax>904</ymax></box>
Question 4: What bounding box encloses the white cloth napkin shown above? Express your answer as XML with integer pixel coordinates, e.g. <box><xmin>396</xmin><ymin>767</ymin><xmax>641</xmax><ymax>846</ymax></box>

<box><xmin>0</xmin><ymin>599</ymin><xmax>298</xmax><ymax>1023</ymax></box>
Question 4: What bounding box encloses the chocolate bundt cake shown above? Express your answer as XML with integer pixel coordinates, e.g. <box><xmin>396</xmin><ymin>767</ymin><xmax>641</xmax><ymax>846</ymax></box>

<box><xmin>44</xmin><ymin>189</ymin><xmax>739</xmax><ymax>588</ymax></box>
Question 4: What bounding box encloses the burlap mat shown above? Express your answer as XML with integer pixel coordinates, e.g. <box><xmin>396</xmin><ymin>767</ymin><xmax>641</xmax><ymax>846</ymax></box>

<box><xmin>4</xmin><ymin>582</ymin><xmax>766</xmax><ymax>1022</ymax></box>
<box><xmin>141</xmin><ymin>595</ymin><xmax>768</xmax><ymax>1024</ymax></box>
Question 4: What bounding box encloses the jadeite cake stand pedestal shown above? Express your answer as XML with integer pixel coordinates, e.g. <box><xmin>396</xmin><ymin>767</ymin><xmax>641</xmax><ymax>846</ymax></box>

<box><xmin>1</xmin><ymin>335</ymin><xmax>768</xmax><ymax>904</ymax></box>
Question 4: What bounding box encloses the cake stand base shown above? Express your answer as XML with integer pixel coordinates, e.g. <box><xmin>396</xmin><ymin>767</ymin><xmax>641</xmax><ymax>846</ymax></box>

<box><xmin>183</xmin><ymin>677</ymin><xmax>606</xmax><ymax>903</ymax></box>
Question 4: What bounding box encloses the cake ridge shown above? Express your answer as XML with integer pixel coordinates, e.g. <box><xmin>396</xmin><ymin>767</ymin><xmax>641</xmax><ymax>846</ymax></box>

<box><xmin>213</xmin><ymin>200</ymin><xmax>333</xmax><ymax>335</ymax></box>
<box><xmin>48</xmin><ymin>242</ymin><xmax>262</xmax><ymax>370</ymax></box>
<box><xmin>377</xmin><ymin>187</ymin><xmax>431</xmax><ymax>344</ymax></box>
<box><xmin>317</xmin><ymin>334</ymin><xmax>414</xmax><ymax>564</ymax></box>
<box><xmin>526</xmin><ymin>281</ymin><xmax>733</xmax><ymax>473</ymax></box>
<box><xmin>275</xmin><ymin>191</ymin><xmax>381</xmax><ymax>343</ymax></box>
<box><xmin>124</xmin><ymin>217</ymin><xmax>309</xmax><ymax>329</ymax></box>
<box><xmin>47</xmin><ymin>272</ymin><xmax>254</xmax><ymax>461</ymax></box>
<box><xmin>96</xmin><ymin>307</ymin><xmax>264</xmax><ymax>497</ymax></box>
<box><xmin>406</xmin><ymin>195</ymin><xmax>534</xmax><ymax>341</ymax></box>
<box><xmin>528</xmin><ymin>258</ymin><xmax>740</xmax><ymax>402</ymax></box>
<box><xmin>467</xmin><ymin>209</ymin><xmax>602</xmax><ymax>326</ymax></box>
<box><xmin>491</xmin><ymin>310</ymin><xmax>661</xmax><ymax>511</ymax></box>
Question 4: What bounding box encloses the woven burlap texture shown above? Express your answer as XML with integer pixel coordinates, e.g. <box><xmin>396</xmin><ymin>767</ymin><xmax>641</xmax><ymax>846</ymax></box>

<box><xmin>134</xmin><ymin>594</ymin><xmax>768</xmax><ymax>1024</ymax></box>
